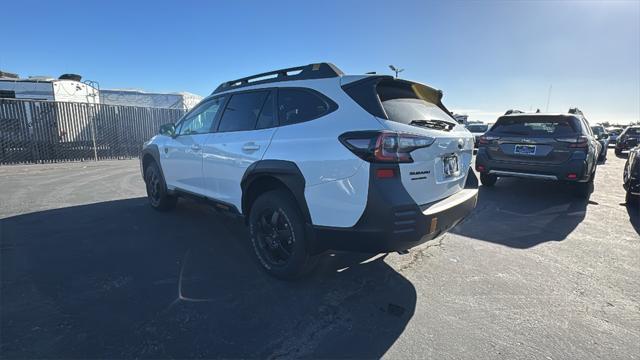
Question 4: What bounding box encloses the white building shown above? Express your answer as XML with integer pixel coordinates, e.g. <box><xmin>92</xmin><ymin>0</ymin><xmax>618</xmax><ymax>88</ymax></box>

<box><xmin>99</xmin><ymin>89</ymin><xmax>202</xmax><ymax>110</ymax></box>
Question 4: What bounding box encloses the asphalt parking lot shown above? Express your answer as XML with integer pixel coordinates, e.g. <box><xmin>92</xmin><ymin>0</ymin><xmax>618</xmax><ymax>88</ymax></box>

<box><xmin>1</xmin><ymin>149</ymin><xmax>639</xmax><ymax>359</ymax></box>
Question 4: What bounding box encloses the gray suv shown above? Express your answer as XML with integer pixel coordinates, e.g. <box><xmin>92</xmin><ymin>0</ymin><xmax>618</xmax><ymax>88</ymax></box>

<box><xmin>475</xmin><ymin>112</ymin><xmax>600</xmax><ymax>197</ymax></box>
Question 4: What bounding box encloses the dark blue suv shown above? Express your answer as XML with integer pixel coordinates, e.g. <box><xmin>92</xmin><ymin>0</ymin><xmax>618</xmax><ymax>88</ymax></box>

<box><xmin>475</xmin><ymin>112</ymin><xmax>600</xmax><ymax>198</ymax></box>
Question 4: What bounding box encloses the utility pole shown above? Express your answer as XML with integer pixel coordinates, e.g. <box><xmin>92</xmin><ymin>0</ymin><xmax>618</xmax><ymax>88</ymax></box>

<box><xmin>545</xmin><ymin>85</ymin><xmax>553</xmax><ymax>112</ymax></box>
<box><xmin>389</xmin><ymin>65</ymin><xmax>404</xmax><ymax>78</ymax></box>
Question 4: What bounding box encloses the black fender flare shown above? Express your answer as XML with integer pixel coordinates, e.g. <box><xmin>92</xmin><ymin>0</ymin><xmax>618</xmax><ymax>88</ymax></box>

<box><xmin>240</xmin><ymin>160</ymin><xmax>311</xmax><ymax>224</ymax></box>
<box><xmin>140</xmin><ymin>144</ymin><xmax>166</xmax><ymax>185</ymax></box>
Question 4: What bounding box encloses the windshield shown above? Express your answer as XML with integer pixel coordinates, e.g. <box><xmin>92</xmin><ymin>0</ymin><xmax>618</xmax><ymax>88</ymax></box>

<box><xmin>466</xmin><ymin>124</ymin><xmax>489</xmax><ymax>132</ymax></box>
<box><xmin>491</xmin><ymin>115</ymin><xmax>579</xmax><ymax>136</ymax></box>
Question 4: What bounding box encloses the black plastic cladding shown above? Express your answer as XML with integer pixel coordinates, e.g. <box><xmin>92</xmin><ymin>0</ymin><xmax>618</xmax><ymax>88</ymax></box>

<box><xmin>213</xmin><ymin>63</ymin><xmax>344</xmax><ymax>94</ymax></box>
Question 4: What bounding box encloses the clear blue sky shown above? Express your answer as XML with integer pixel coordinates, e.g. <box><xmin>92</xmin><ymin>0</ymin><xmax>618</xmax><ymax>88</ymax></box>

<box><xmin>2</xmin><ymin>0</ymin><xmax>639</xmax><ymax>124</ymax></box>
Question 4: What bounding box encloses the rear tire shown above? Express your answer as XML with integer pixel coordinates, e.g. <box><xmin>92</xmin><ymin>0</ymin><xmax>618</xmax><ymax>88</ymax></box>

<box><xmin>615</xmin><ymin>148</ymin><xmax>622</xmax><ymax>156</ymax></box>
<box><xmin>573</xmin><ymin>168</ymin><xmax>595</xmax><ymax>198</ymax></box>
<box><xmin>480</xmin><ymin>173</ymin><xmax>497</xmax><ymax>187</ymax></box>
<box><xmin>248</xmin><ymin>189</ymin><xmax>317</xmax><ymax>280</ymax></box>
<box><xmin>144</xmin><ymin>162</ymin><xmax>177</xmax><ymax>211</ymax></box>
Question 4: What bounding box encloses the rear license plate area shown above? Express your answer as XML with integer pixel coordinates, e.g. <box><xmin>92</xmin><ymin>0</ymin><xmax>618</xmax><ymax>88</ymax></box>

<box><xmin>443</xmin><ymin>154</ymin><xmax>460</xmax><ymax>177</ymax></box>
<box><xmin>514</xmin><ymin>144</ymin><xmax>536</xmax><ymax>155</ymax></box>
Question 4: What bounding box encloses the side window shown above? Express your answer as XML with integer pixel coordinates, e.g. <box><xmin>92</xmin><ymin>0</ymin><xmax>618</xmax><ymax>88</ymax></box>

<box><xmin>218</xmin><ymin>91</ymin><xmax>269</xmax><ymax>132</ymax></box>
<box><xmin>278</xmin><ymin>88</ymin><xmax>335</xmax><ymax>126</ymax></box>
<box><xmin>177</xmin><ymin>97</ymin><xmax>225</xmax><ymax>136</ymax></box>
<box><xmin>256</xmin><ymin>93</ymin><xmax>276</xmax><ymax>129</ymax></box>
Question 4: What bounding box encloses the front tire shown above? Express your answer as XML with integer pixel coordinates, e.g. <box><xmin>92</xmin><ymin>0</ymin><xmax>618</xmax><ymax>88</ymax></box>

<box><xmin>144</xmin><ymin>162</ymin><xmax>177</xmax><ymax>211</ymax></box>
<box><xmin>480</xmin><ymin>173</ymin><xmax>497</xmax><ymax>187</ymax></box>
<box><xmin>248</xmin><ymin>190</ymin><xmax>317</xmax><ymax>280</ymax></box>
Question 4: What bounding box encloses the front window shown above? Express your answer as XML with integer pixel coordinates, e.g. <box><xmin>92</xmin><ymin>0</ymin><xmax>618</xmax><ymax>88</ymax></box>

<box><xmin>177</xmin><ymin>97</ymin><xmax>225</xmax><ymax>136</ymax></box>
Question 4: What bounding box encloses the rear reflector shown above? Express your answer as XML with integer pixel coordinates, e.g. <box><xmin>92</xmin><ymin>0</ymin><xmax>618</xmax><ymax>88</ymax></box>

<box><xmin>476</xmin><ymin>165</ymin><xmax>485</xmax><ymax>172</ymax></box>
<box><xmin>376</xmin><ymin>168</ymin><xmax>395</xmax><ymax>178</ymax></box>
<box><xmin>566</xmin><ymin>173</ymin><xmax>577</xmax><ymax>179</ymax></box>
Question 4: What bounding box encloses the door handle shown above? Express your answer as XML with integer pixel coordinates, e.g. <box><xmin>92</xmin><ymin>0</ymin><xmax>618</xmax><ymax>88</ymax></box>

<box><xmin>242</xmin><ymin>143</ymin><xmax>260</xmax><ymax>152</ymax></box>
<box><xmin>191</xmin><ymin>144</ymin><xmax>201</xmax><ymax>151</ymax></box>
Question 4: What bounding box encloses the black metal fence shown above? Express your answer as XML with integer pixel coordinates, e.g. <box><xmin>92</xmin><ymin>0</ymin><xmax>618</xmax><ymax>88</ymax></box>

<box><xmin>0</xmin><ymin>99</ymin><xmax>185</xmax><ymax>165</ymax></box>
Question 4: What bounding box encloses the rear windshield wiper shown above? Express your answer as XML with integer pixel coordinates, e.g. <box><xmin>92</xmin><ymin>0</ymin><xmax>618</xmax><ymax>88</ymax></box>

<box><xmin>409</xmin><ymin>119</ymin><xmax>455</xmax><ymax>132</ymax></box>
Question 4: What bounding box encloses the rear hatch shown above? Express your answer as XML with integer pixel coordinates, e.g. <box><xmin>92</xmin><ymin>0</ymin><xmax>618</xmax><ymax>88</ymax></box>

<box><xmin>342</xmin><ymin>77</ymin><xmax>474</xmax><ymax>206</ymax></box>
<box><xmin>483</xmin><ymin>115</ymin><xmax>582</xmax><ymax>165</ymax></box>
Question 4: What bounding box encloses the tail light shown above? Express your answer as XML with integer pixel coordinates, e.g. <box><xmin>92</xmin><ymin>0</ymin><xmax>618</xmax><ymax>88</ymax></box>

<box><xmin>478</xmin><ymin>135</ymin><xmax>500</xmax><ymax>145</ymax></box>
<box><xmin>339</xmin><ymin>131</ymin><xmax>435</xmax><ymax>163</ymax></box>
<box><xmin>556</xmin><ymin>135</ymin><xmax>588</xmax><ymax>148</ymax></box>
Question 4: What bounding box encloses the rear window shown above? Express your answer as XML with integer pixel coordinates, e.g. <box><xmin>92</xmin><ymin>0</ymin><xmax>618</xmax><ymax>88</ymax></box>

<box><xmin>624</xmin><ymin>127</ymin><xmax>640</xmax><ymax>136</ymax></box>
<box><xmin>377</xmin><ymin>81</ymin><xmax>454</xmax><ymax>126</ymax></box>
<box><xmin>591</xmin><ymin>126</ymin><xmax>605</xmax><ymax>136</ymax></box>
<box><xmin>491</xmin><ymin>116</ymin><xmax>579</xmax><ymax>136</ymax></box>
<box><xmin>466</xmin><ymin>124</ymin><xmax>489</xmax><ymax>132</ymax></box>
<box><xmin>277</xmin><ymin>88</ymin><xmax>335</xmax><ymax>126</ymax></box>
<box><xmin>218</xmin><ymin>91</ymin><xmax>270</xmax><ymax>132</ymax></box>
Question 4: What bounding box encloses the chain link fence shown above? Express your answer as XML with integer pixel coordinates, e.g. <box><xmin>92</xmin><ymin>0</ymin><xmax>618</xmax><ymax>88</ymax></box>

<box><xmin>0</xmin><ymin>99</ymin><xmax>186</xmax><ymax>165</ymax></box>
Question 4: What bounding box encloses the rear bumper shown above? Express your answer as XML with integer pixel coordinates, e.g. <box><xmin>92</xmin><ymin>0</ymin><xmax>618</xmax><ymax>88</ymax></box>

<box><xmin>312</xmin><ymin>167</ymin><xmax>478</xmax><ymax>253</ymax></box>
<box><xmin>475</xmin><ymin>151</ymin><xmax>590</xmax><ymax>182</ymax></box>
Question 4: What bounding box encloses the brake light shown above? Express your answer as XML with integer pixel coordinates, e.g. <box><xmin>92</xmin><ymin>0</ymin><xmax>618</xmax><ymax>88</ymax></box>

<box><xmin>556</xmin><ymin>136</ymin><xmax>588</xmax><ymax>148</ymax></box>
<box><xmin>478</xmin><ymin>135</ymin><xmax>500</xmax><ymax>145</ymax></box>
<box><xmin>339</xmin><ymin>131</ymin><xmax>435</xmax><ymax>163</ymax></box>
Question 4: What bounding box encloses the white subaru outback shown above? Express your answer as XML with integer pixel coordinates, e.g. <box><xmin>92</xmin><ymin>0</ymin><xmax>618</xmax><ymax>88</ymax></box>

<box><xmin>141</xmin><ymin>63</ymin><xmax>478</xmax><ymax>279</ymax></box>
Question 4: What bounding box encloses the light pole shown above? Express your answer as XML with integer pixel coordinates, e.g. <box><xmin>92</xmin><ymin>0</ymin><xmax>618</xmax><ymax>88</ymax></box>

<box><xmin>389</xmin><ymin>65</ymin><xmax>404</xmax><ymax>78</ymax></box>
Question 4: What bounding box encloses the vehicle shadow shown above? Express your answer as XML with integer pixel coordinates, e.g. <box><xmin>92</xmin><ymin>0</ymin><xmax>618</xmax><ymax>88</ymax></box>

<box><xmin>0</xmin><ymin>198</ymin><xmax>416</xmax><ymax>359</ymax></box>
<box><xmin>451</xmin><ymin>177</ymin><xmax>588</xmax><ymax>248</ymax></box>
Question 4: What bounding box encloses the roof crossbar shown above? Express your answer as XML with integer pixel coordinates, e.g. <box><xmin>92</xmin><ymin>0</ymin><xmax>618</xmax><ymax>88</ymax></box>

<box><xmin>212</xmin><ymin>62</ymin><xmax>344</xmax><ymax>94</ymax></box>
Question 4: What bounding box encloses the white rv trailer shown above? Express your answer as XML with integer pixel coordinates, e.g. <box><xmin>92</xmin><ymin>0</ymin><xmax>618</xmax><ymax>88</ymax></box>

<box><xmin>0</xmin><ymin>74</ymin><xmax>100</xmax><ymax>144</ymax></box>
<box><xmin>0</xmin><ymin>76</ymin><xmax>99</xmax><ymax>104</ymax></box>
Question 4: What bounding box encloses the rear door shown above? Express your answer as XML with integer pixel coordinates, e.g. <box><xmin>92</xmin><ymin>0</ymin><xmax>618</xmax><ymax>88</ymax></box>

<box><xmin>484</xmin><ymin>115</ymin><xmax>579</xmax><ymax>165</ymax></box>
<box><xmin>161</xmin><ymin>97</ymin><xmax>225</xmax><ymax>194</ymax></box>
<box><xmin>201</xmin><ymin>90</ymin><xmax>277</xmax><ymax>208</ymax></box>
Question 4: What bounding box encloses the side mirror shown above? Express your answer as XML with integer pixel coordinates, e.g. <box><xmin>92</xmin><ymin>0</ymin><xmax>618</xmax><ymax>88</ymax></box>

<box><xmin>159</xmin><ymin>123</ymin><xmax>176</xmax><ymax>137</ymax></box>
<box><xmin>603</xmin><ymin>133</ymin><xmax>610</xmax><ymax>139</ymax></box>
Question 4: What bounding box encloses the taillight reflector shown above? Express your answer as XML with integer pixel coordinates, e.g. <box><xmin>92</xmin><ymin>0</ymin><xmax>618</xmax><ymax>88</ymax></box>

<box><xmin>375</xmin><ymin>168</ymin><xmax>395</xmax><ymax>178</ymax></box>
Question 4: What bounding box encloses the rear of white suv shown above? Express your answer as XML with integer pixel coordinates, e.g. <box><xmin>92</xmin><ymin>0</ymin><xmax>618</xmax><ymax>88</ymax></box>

<box><xmin>140</xmin><ymin>63</ymin><xmax>478</xmax><ymax>279</ymax></box>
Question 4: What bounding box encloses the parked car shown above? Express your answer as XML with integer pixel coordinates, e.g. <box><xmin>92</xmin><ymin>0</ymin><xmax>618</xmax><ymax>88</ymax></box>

<box><xmin>475</xmin><ymin>111</ymin><xmax>600</xmax><ymax>197</ymax></box>
<box><xmin>590</xmin><ymin>124</ymin><xmax>609</xmax><ymax>161</ymax></box>
<box><xmin>606</xmin><ymin>127</ymin><xmax>623</xmax><ymax>144</ymax></box>
<box><xmin>140</xmin><ymin>63</ymin><xmax>478</xmax><ymax>279</ymax></box>
<box><xmin>465</xmin><ymin>123</ymin><xmax>489</xmax><ymax>148</ymax></box>
<box><xmin>615</xmin><ymin>126</ymin><xmax>640</xmax><ymax>156</ymax></box>
<box><xmin>624</xmin><ymin>145</ymin><xmax>640</xmax><ymax>206</ymax></box>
